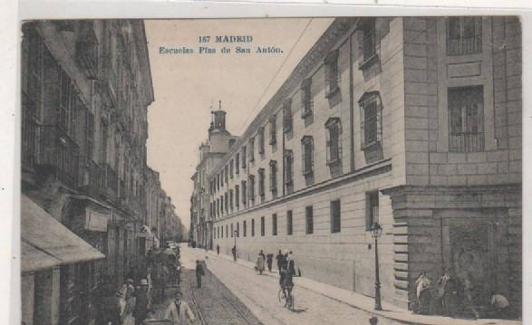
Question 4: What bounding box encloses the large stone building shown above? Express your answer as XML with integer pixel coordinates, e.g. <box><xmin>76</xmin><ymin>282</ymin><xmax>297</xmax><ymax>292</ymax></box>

<box><xmin>20</xmin><ymin>19</ymin><xmax>181</xmax><ymax>325</ymax></box>
<box><xmin>192</xmin><ymin>17</ymin><xmax>522</xmax><ymax>313</ymax></box>
<box><xmin>190</xmin><ymin>103</ymin><xmax>237</xmax><ymax>248</ymax></box>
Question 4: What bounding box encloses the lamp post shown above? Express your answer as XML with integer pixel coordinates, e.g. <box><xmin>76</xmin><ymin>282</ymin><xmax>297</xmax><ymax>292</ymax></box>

<box><xmin>233</xmin><ymin>230</ymin><xmax>238</xmax><ymax>262</ymax></box>
<box><xmin>370</xmin><ymin>222</ymin><xmax>383</xmax><ymax>311</ymax></box>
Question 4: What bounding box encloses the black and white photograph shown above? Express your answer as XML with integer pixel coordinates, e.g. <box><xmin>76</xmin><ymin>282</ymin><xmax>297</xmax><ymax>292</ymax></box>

<box><xmin>18</xmin><ymin>15</ymin><xmax>523</xmax><ymax>325</ymax></box>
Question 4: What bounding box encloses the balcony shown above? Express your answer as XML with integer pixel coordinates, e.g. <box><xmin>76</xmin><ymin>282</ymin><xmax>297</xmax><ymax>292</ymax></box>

<box><xmin>104</xmin><ymin>164</ymin><xmax>118</xmax><ymax>201</ymax></box>
<box><xmin>37</xmin><ymin>125</ymin><xmax>80</xmax><ymax>188</ymax></box>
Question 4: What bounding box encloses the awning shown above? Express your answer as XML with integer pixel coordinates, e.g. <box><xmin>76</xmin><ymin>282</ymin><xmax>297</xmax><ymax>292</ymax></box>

<box><xmin>21</xmin><ymin>195</ymin><xmax>105</xmax><ymax>273</ymax></box>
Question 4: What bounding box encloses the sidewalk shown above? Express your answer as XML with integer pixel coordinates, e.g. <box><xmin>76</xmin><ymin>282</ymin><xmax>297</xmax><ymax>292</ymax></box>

<box><xmin>202</xmin><ymin>249</ymin><xmax>521</xmax><ymax>325</ymax></box>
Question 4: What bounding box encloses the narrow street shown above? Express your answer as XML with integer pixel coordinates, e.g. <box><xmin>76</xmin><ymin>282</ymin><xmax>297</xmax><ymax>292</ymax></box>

<box><xmin>180</xmin><ymin>245</ymin><xmax>387</xmax><ymax>325</ymax></box>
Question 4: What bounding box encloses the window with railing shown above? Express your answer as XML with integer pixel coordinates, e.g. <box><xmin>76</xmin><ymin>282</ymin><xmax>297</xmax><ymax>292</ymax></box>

<box><xmin>448</xmin><ymin>86</ymin><xmax>484</xmax><ymax>152</ymax></box>
<box><xmin>325</xmin><ymin>49</ymin><xmax>339</xmax><ymax>98</ymax></box>
<box><xmin>284</xmin><ymin>150</ymin><xmax>294</xmax><ymax>194</ymax></box>
<box><xmin>269</xmin><ymin>160</ymin><xmax>278</xmax><ymax>195</ymax></box>
<box><xmin>325</xmin><ymin>118</ymin><xmax>342</xmax><ymax>166</ymax></box>
<box><xmin>447</xmin><ymin>17</ymin><xmax>482</xmax><ymax>56</ymax></box>
<box><xmin>301</xmin><ymin>136</ymin><xmax>314</xmax><ymax>177</ymax></box>
<box><xmin>301</xmin><ymin>78</ymin><xmax>313</xmax><ymax>118</ymax></box>
<box><xmin>283</xmin><ymin>99</ymin><xmax>293</xmax><ymax>133</ymax></box>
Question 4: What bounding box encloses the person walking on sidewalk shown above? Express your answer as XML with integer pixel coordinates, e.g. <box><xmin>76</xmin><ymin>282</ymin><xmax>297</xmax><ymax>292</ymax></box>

<box><xmin>216</xmin><ymin>244</ymin><xmax>220</xmax><ymax>255</ymax></box>
<box><xmin>164</xmin><ymin>291</ymin><xmax>196</xmax><ymax>325</ymax></box>
<box><xmin>256</xmin><ymin>250</ymin><xmax>265</xmax><ymax>275</ymax></box>
<box><xmin>276</xmin><ymin>250</ymin><xmax>285</xmax><ymax>275</ymax></box>
<box><xmin>266</xmin><ymin>253</ymin><xmax>273</xmax><ymax>272</ymax></box>
<box><xmin>195</xmin><ymin>260</ymin><xmax>205</xmax><ymax>288</ymax></box>
<box><xmin>232</xmin><ymin>245</ymin><xmax>237</xmax><ymax>262</ymax></box>
<box><xmin>133</xmin><ymin>279</ymin><xmax>150</xmax><ymax>325</ymax></box>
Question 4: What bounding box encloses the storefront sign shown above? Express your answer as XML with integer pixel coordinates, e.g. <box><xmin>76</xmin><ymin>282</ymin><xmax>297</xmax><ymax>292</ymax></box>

<box><xmin>85</xmin><ymin>208</ymin><xmax>109</xmax><ymax>232</ymax></box>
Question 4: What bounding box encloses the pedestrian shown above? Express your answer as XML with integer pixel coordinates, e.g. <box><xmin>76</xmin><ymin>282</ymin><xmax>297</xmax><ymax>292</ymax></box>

<box><xmin>256</xmin><ymin>250</ymin><xmax>265</xmax><ymax>275</ymax></box>
<box><xmin>196</xmin><ymin>260</ymin><xmax>205</xmax><ymax>288</ymax></box>
<box><xmin>266</xmin><ymin>253</ymin><xmax>273</xmax><ymax>272</ymax></box>
<box><xmin>232</xmin><ymin>245</ymin><xmax>237</xmax><ymax>262</ymax></box>
<box><xmin>414</xmin><ymin>272</ymin><xmax>432</xmax><ymax>315</ymax></box>
<box><xmin>275</xmin><ymin>250</ymin><xmax>285</xmax><ymax>275</ymax></box>
<box><xmin>490</xmin><ymin>292</ymin><xmax>510</xmax><ymax>319</ymax></box>
<box><xmin>438</xmin><ymin>270</ymin><xmax>459</xmax><ymax>317</ymax></box>
<box><xmin>134</xmin><ymin>279</ymin><xmax>150</xmax><ymax>325</ymax></box>
<box><xmin>463</xmin><ymin>273</ymin><xmax>480</xmax><ymax>319</ymax></box>
<box><xmin>216</xmin><ymin>244</ymin><xmax>220</xmax><ymax>255</ymax></box>
<box><xmin>163</xmin><ymin>291</ymin><xmax>196</xmax><ymax>325</ymax></box>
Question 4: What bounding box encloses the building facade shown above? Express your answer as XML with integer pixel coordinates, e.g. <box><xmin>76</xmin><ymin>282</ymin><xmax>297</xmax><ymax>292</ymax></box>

<box><xmin>190</xmin><ymin>104</ymin><xmax>237</xmax><ymax>248</ymax></box>
<box><xmin>193</xmin><ymin>17</ymin><xmax>522</xmax><ymax>313</ymax></box>
<box><xmin>19</xmin><ymin>19</ymin><xmax>183</xmax><ymax>325</ymax></box>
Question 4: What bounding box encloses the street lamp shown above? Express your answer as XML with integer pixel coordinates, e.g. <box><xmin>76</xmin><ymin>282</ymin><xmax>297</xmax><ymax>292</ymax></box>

<box><xmin>370</xmin><ymin>222</ymin><xmax>383</xmax><ymax>311</ymax></box>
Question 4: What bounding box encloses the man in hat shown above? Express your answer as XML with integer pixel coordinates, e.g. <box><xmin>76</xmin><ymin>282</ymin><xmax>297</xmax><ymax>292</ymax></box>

<box><xmin>134</xmin><ymin>279</ymin><xmax>150</xmax><ymax>325</ymax></box>
<box><xmin>164</xmin><ymin>291</ymin><xmax>195</xmax><ymax>325</ymax></box>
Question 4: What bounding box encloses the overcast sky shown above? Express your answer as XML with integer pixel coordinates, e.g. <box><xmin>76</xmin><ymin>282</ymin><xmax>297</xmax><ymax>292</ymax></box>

<box><xmin>145</xmin><ymin>18</ymin><xmax>332</xmax><ymax>230</ymax></box>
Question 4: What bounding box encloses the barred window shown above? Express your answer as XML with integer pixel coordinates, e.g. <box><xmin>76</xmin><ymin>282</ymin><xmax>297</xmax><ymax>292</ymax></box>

<box><xmin>249</xmin><ymin>138</ymin><xmax>255</xmax><ymax>162</ymax></box>
<box><xmin>330</xmin><ymin>199</ymin><xmax>341</xmax><ymax>233</ymax></box>
<box><xmin>301</xmin><ymin>78</ymin><xmax>313</xmax><ymax>118</ymax></box>
<box><xmin>305</xmin><ymin>206</ymin><xmax>314</xmax><ymax>234</ymax></box>
<box><xmin>241</xmin><ymin>180</ymin><xmax>247</xmax><ymax>206</ymax></box>
<box><xmin>249</xmin><ymin>175</ymin><xmax>255</xmax><ymax>204</ymax></box>
<box><xmin>324</xmin><ymin>49</ymin><xmax>339</xmax><ymax>98</ymax></box>
<box><xmin>242</xmin><ymin>146</ymin><xmax>247</xmax><ymax>169</ymax></box>
<box><xmin>287</xmin><ymin>210</ymin><xmax>293</xmax><ymax>235</ymax></box>
<box><xmin>258</xmin><ymin>168</ymin><xmax>265</xmax><ymax>198</ymax></box>
<box><xmin>448</xmin><ymin>86</ymin><xmax>484</xmax><ymax>152</ymax></box>
<box><xmin>270</xmin><ymin>115</ymin><xmax>277</xmax><ymax>145</ymax></box>
<box><xmin>447</xmin><ymin>17</ymin><xmax>482</xmax><ymax>56</ymax></box>
<box><xmin>365</xmin><ymin>191</ymin><xmax>379</xmax><ymax>231</ymax></box>
<box><xmin>235</xmin><ymin>185</ymin><xmax>240</xmax><ymax>208</ymax></box>
<box><xmin>359</xmin><ymin>92</ymin><xmax>383</xmax><ymax>149</ymax></box>
<box><xmin>272</xmin><ymin>214</ymin><xmax>278</xmax><ymax>236</ymax></box>
<box><xmin>325</xmin><ymin>118</ymin><xmax>342</xmax><ymax>165</ymax></box>
<box><xmin>269</xmin><ymin>160</ymin><xmax>278</xmax><ymax>194</ymax></box>
<box><xmin>301</xmin><ymin>136</ymin><xmax>314</xmax><ymax>176</ymax></box>
<box><xmin>258</xmin><ymin>127</ymin><xmax>265</xmax><ymax>155</ymax></box>
<box><xmin>361</xmin><ymin>18</ymin><xmax>377</xmax><ymax>61</ymax></box>
<box><xmin>283</xmin><ymin>99</ymin><xmax>293</xmax><ymax>133</ymax></box>
<box><xmin>284</xmin><ymin>150</ymin><xmax>294</xmax><ymax>194</ymax></box>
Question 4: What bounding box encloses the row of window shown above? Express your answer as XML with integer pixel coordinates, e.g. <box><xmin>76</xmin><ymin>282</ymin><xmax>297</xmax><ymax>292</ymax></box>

<box><xmin>209</xmin><ymin>17</ymin><xmax>485</xmax><ymax>197</ymax></box>
<box><xmin>213</xmin><ymin>191</ymin><xmax>380</xmax><ymax>239</ymax></box>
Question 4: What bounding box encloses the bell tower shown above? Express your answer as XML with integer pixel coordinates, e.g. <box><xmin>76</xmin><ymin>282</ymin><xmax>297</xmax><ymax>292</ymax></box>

<box><xmin>208</xmin><ymin>100</ymin><xmax>232</xmax><ymax>153</ymax></box>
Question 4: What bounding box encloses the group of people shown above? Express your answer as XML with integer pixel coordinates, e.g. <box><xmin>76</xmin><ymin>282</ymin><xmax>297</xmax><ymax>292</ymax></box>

<box><xmin>414</xmin><ymin>270</ymin><xmax>512</xmax><ymax>319</ymax></box>
<box><xmin>255</xmin><ymin>249</ymin><xmax>300</xmax><ymax>306</ymax></box>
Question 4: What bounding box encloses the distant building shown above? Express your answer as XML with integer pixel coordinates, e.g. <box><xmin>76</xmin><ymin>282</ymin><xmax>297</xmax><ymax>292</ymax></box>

<box><xmin>20</xmin><ymin>19</ymin><xmax>156</xmax><ymax>325</ymax></box>
<box><xmin>190</xmin><ymin>102</ymin><xmax>237</xmax><ymax>249</ymax></box>
<box><xmin>192</xmin><ymin>17</ymin><xmax>522</xmax><ymax>312</ymax></box>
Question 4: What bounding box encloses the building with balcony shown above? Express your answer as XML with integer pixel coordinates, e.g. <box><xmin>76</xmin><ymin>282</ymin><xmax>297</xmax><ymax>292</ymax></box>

<box><xmin>194</xmin><ymin>17</ymin><xmax>522</xmax><ymax>314</ymax></box>
<box><xmin>20</xmin><ymin>19</ymin><xmax>157</xmax><ymax>325</ymax></box>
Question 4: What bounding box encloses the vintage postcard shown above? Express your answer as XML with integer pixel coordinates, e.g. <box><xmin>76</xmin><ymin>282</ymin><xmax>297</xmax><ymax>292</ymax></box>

<box><xmin>18</xmin><ymin>15</ymin><xmax>523</xmax><ymax>325</ymax></box>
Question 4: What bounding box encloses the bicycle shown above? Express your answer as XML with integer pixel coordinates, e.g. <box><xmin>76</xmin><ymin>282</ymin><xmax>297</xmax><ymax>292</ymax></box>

<box><xmin>278</xmin><ymin>286</ymin><xmax>295</xmax><ymax>311</ymax></box>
